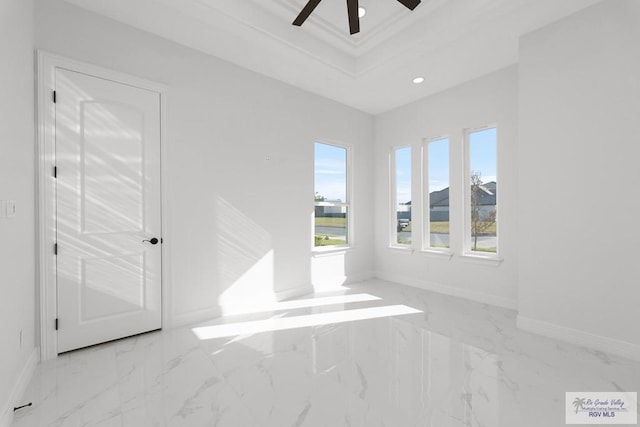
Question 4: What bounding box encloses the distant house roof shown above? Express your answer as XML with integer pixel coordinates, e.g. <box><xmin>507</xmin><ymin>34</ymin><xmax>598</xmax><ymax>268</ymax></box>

<box><xmin>476</xmin><ymin>181</ymin><xmax>496</xmax><ymax>206</ymax></box>
<box><xmin>429</xmin><ymin>187</ymin><xmax>449</xmax><ymax>208</ymax></box>
<box><xmin>429</xmin><ymin>182</ymin><xmax>496</xmax><ymax>207</ymax></box>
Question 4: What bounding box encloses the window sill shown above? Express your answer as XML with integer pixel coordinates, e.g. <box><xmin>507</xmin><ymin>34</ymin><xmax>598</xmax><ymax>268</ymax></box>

<box><xmin>460</xmin><ymin>253</ymin><xmax>503</xmax><ymax>266</ymax></box>
<box><xmin>388</xmin><ymin>246</ymin><xmax>414</xmax><ymax>254</ymax></box>
<box><xmin>420</xmin><ymin>249</ymin><xmax>454</xmax><ymax>260</ymax></box>
<box><xmin>312</xmin><ymin>246</ymin><xmax>352</xmax><ymax>257</ymax></box>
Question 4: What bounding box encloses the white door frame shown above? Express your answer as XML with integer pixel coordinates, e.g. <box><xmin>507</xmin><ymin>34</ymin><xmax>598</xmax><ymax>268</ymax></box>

<box><xmin>36</xmin><ymin>51</ymin><xmax>171</xmax><ymax>361</ymax></box>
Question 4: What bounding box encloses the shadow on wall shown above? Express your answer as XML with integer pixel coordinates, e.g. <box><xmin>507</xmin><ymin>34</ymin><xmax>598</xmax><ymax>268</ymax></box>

<box><xmin>214</xmin><ymin>197</ymin><xmax>358</xmax><ymax>316</ymax></box>
<box><xmin>216</xmin><ymin>196</ymin><xmax>276</xmax><ymax>315</ymax></box>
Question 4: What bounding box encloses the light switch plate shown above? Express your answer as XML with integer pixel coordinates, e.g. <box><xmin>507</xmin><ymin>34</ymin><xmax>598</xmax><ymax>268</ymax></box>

<box><xmin>5</xmin><ymin>200</ymin><xmax>16</xmax><ymax>218</ymax></box>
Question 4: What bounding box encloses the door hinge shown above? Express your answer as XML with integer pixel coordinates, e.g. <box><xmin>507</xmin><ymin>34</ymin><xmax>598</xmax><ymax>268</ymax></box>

<box><xmin>54</xmin><ymin>243</ymin><xmax>58</xmax><ymax>255</ymax></box>
<box><xmin>55</xmin><ymin>318</ymin><xmax>59</xmax><ymax>331</ymax></box>
<box><xmin>52</xmin><ymin>90</ymin><xmax>57</xmax><ymax>103</ymax></box>
<box><xmin>53</xmin><ymin>166</ymin><xmax>57</xmax><ymax>178</ymax></box>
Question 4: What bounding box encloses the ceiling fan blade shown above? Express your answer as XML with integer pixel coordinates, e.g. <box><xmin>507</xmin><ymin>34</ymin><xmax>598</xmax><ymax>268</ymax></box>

<box><xmin>396</xmin><ymin>0</ymin><xmax>421</xmax><ymax>11</ymax></box>
<box><xmin>293</xmin><ymin>0</ymin><xmax>323</xmax><ymax>26</ymax></box>
<box><xmin>347</xmin><ymin>0</ymin><xmax>360</xmax><ymax>35</ymax></box>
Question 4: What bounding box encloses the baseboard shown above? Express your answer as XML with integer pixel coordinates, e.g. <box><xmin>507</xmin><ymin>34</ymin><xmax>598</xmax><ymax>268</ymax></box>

<box><xmin>172</xmin><ymin>273</ymin><xmax>374</xmax><ymax>325</ymax></box>
<box><xmin>311</xmin><ymin>271</ymin><xmax>376</xmax><ymax>291</ymax></box>
<box><xmin>517</xmin><ymin>316</ymin><xmax>640</xmax><ymax>362</ymax></box>
<box><xmin>0</xmin><ymin>347</ymin><xmax>39</xmax><ymax>427</ymax></box>
<box><xmin>276</xmin><ymin>272</ymin><xmax>375</xmax><ymax>301</ymax></box>
<box><xmin>275</xmin><ymin>286</ymin><xmax>314</xmax><ymax>301</ymax></box>
<box><xmin>171</xmin><ymin>286</ymin><xmax>316</xmax><ymax>325</ymax></box>
<box><xmin>374</xmin><ymin>270</ymin><xmax>517</xmax><ymax>310</ymax></box>
<box><xmin>342</xmin><ymin>271</ymin><xmax>375</xmax><ymax>285</ymax></box>
<box><xmin>171</xmin><ymin>306</ymin><xmax>222</xmax><ymax>327</ymax></box>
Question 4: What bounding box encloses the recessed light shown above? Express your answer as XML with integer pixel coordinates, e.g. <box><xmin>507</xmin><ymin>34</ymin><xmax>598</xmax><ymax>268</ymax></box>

<box><xmin>358</xmin><ymin>7</ymin><xmax>367</xmax><ymax>18</ymax></box>
<box><xmin>412</xmin><ymin>76</ymin><xmax>425</xmax><ymax>84</ymax></box>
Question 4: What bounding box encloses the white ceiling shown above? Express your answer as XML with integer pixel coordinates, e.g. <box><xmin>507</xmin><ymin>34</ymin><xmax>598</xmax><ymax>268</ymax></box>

<box><xmin>62</xmin><ymin>0</ymin><xmax>603</xmax><ymax>114</ymax></box>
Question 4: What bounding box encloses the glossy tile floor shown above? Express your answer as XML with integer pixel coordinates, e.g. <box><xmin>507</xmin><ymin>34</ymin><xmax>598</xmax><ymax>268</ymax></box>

<box><xmin>13</xmin><ymin>280</ymin><xmax>640</xmax><ymax>426</ymax></box>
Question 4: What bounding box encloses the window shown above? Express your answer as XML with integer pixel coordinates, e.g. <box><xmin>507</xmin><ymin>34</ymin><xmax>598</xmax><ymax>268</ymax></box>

<box><xmin>314</xmin><ymin>142</ymin><xmax>350</xmax><ymax>248</ymax></box>
<box><xmin>392</xmin><ymin>146</ymin><xmax>412</xmax><ymax>246</ymax></box>
<box><xmin>466</xmin><ymin>127</ymin><xmax>497</xmax><ymax>254</ymax></box>
<box><xmin>424</xmin><ymin>137</ymin><xmax>450</xmax><ymax>250</ymax></box>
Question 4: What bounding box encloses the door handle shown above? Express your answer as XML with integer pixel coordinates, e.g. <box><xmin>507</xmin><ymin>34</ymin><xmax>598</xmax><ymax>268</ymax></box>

<box><xmin>142</xmin><ymin>237</ymin><xmax>159</xmax><ymax>245</ymax></box>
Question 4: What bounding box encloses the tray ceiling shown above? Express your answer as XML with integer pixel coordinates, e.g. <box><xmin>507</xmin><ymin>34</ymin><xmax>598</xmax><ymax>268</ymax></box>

<box><xmin>62</xmin><ymin>0</ymin><xmax>603</xmax><ymax>114</ymax></box>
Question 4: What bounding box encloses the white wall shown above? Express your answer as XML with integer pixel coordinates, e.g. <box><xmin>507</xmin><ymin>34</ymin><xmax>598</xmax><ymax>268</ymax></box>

<box><xmin>0</xmin><ymin>0</ymin><xmax>36</xmax><ymax>423</ymax></box>
<box><xmin>518</xmin><ymin>0</ymin><xmax>640</xmax><ymax>356</ymax></box>
<box><xmin>373</xmin><ymin>67</ymin><xmax>519</xmax><ymax>308</ymax></box>
<box><xmin>13</xmin><ymin>1</ymin><xmax>639</xmax><ymax>409</ymax></box>
<box><xmin>35</xmin><ymin>0</ymin><xmax>374</xmax><ymax>322</ymax></box>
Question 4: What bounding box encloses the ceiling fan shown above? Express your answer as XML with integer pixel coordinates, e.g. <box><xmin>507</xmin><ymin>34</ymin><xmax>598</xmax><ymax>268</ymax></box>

<box><xmin>293</xmin><ymin>0</ymin><xmax>421</xmax><ymax>35</ymax></box>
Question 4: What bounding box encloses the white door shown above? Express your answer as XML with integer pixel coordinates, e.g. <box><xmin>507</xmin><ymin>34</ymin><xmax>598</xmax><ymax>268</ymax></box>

<box><xmin>55</xmin><ymin>68</ymin><xmax>162</xmax><ymax>353</ymax></box>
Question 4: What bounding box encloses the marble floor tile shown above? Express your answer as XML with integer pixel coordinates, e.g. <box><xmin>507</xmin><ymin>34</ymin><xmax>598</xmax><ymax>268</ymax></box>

<box><xmin>12</xmin><ymin>279</ymin><xmax>640</xmax><ymax>426</ymax></box>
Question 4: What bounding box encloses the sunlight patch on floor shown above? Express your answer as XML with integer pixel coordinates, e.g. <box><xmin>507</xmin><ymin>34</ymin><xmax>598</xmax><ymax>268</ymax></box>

<box><xmin>192</xmin><ymin>304</ymin><xmax>422</xmax><ymax>340</ymax></box>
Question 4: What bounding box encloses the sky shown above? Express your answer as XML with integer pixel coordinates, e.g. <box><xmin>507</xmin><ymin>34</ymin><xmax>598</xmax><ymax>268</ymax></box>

<box><xmin>314</xmin><ymin>142</ymin><xmax>347</xmax><ymax>202</ymax></box>
<box><xmin>396</xmin><ymin>146</ymin><xmax>412</xmax><ymax>204</ymax></box>
<box><xmin>469</xmin><ymin>127</ymin><xmax>497</xmax><ymax>184</ymax></box>
<box><xmin>399</xmin><ymin>128</ymin><xmax>498</xmax><ymax>204</ymax></box>
<box><xmin>428</xmin><ymin>137</ymin><xmax>449</xmax><ymax>192</ymax></box>
<box><xmin>315</xmin><ymin>128</ymin><xmax>497</xmax><ymax>204</ymax></box>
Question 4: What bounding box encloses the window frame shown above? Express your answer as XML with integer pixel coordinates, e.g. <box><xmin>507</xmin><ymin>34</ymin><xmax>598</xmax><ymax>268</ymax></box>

<box><xmin>389</xmin><ymin>145</ymin><xmax>413</xmax><ymax>249</ymax></box>
<box><xmin>463</xmin><ymin>124</ymin><xmax>499</xmax><ymax>257</ymax></box>
<box><xmin>313</xmin><ymin>140</ymin><xmax>353</xmax><ymax>252</ymax></box>
<box><xmin>422</xmin><ymin>135</ymin><xmax>452</xmax><ymax>254</ymax></box>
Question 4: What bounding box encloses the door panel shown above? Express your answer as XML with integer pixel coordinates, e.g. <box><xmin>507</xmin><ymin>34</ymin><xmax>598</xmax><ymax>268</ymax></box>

<box><xmin>56</xmin><ymin>68</ymin><xmax>162</xmax><ymax>353</ymax></box>
<box><xmin>82</xmin><ymin>101</ymin><xmax>145</xmax><ymax>234</ymax></box>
